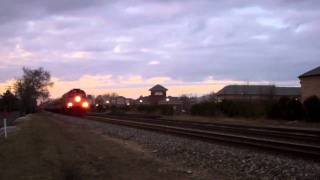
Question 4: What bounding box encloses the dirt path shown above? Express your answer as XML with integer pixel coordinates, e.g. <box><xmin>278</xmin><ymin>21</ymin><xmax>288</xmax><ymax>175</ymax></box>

<box><xmin>0</xmin><ymin>113</ymin><xmax>190</xmax><ymax>180</ymax></box>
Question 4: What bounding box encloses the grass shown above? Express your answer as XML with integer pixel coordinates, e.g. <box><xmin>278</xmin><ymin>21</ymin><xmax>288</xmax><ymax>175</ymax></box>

<box><xmin>0</xmin><ymin>114</ymin><xmax>84</xmax><ymax>180</ymax></box>
<box><xmin>0</xmin><ymin>113</ymin><xmax>189</xmax><ymax>180</ymax></box>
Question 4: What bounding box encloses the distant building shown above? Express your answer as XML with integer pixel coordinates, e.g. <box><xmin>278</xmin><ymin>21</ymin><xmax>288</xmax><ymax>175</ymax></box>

<box><xmin>216</xmin><ymin>85</ymin><xmax>300</xmax><ymax>102</ymax></box>
<box><xmin>136</xmin><ymin>84</ymin><xmax>182</xmax><ymax>112</ymax></box>
<box><xmin>98</xmin><ymin>95</ymin><xmax>133</xmax><ymax>107</ymax></box>
<box><xmin>136</xmin><ymin>96</ymin><xmax>151</xmax><ymax>105</ymax></box>
<box><xmin>149</xmin><ymin>84</ymin><xmax>168</xmax><ymax>104</ymax></box>
<box><xmin>299</xmin><ymin>66</ymin><xmax>320</xmax><ymax>101</ymax></box>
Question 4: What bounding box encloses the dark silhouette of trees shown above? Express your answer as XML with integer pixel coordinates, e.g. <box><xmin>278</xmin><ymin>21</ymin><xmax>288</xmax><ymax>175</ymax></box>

<box><xmin>0</xmin><ymin>89</ymin><xmax>19</xmax><ymax>112</ymax></box>
<box><xmin>190</xmin><ymin>97</ymin><xmax>309</xmax><ymax>120</ymax></box>
<box><xmin>14</xmin><ymin>67</ymin><xmax>53</xmax><ymax>114</ymax></box>
<box><xmin>136</xmin><ymin>105</ymin><xmax>174</xmax><ymax>115</ymax></box>
<box><xmin>179</xmin><ymin>94</ymin><xmax>197</xmax><ymax>113</ymax></box>
<box><xmin>303</xmin><ymin>96</ymin><xmax>320</xmax><ymax>122</ymax></box>
<box><xmin>266</xmin><ymin>97</ymin><xmax>304</xmax><ymax>120</ymax></box>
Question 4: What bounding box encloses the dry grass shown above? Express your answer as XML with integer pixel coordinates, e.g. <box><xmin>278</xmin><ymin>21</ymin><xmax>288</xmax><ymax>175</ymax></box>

<box><xmin>0</xmin><ymin>114</ymin><xmax>68</xmax><ymax>179</ymax></box>
<box><xmin>0</xmin><ymin>113</ymin><xmax>189</xmax><ymax>180</ymax></box>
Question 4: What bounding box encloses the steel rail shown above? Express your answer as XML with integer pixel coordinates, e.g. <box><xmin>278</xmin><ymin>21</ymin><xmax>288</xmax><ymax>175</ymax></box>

<box><xmin>86</xmin><ymin>115</ymin><xmax>320</xmax><ymax>158</ymax></box>
<box><xmin>88</xmin><ymin>114</ymin><xmax>320</xmax><ymax>144</ymax></box>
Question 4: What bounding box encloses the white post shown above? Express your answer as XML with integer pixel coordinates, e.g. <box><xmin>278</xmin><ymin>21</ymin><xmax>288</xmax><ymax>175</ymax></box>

<box><xmin>3</xmin><ymin>118</ymin><xmax>7</xmax><ymax>138</ymax></box>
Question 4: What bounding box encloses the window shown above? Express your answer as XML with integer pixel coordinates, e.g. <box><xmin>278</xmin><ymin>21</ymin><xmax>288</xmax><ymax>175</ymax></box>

<box><xmin>154</xmin><ymin>91</ymin><xmax>163</xmax><ymax>96</ymax></box>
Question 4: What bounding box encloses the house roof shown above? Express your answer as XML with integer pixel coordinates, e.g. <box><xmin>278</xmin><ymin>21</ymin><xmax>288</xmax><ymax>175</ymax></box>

<box><xmin>274</xmin><ymin>87</ymin><xmax>300</xmax><ymax>96</ymax></box>
<box><xmin>149</xmin><ymin>84</ymin><xmax>168</xmax><ymax>91</ymax></box>
<box><xmin>217</xmin><ymin>85</ymin><xmax>275</xmax><ymax>96</ymax></box>
<box><xmin>217</xmin><ymin>85</ymin><xmax>300</xmax><ymax>96</ymax></box>
<box><xmin>299</xmin><ymin>66</ymin><xmax>320</xmax><ymax>78</ymax></box>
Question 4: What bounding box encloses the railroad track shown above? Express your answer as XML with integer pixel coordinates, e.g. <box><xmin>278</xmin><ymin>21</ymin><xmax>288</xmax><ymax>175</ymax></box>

<box><xmin>89</xmin><ymin>114</ymin><xmax>320</xmax><ymax>143</ymax></box>
<box><xmin>85</xmin><ymin>115</ymin><xmax>320</xmax><ymax>158</ymax></box>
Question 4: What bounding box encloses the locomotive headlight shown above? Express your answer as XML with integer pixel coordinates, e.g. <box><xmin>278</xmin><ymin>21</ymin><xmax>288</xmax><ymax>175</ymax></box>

<box><xmin>82</xmin><ymin>101</ymin><xmax>89</xmax><ymax>108</ymax></box>
<box><xmin>75</xmin><ymin>96</ymin><xmax>81</xmax><ymax>102</ymax></box>
<box><xmin>67</xmin><ymin>102</ymin><xmax>73</xmax><ymax>108</ymax></box>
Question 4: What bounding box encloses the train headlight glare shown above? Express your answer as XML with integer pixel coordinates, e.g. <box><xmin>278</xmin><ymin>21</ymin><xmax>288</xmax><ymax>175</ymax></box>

<box><xmin>67</xmin><ymin>102</ymin><xmax>73</xmax><ymax>108</ymax></box>
<box><xmin>75</xmin><ymin>96</ymin><xmax>81</xmax><ymax>102</ymax></box>
<box><xmin>82</xmin><ymin>102</ymin><xmax>89</xmax><ymax>108</ymax></box>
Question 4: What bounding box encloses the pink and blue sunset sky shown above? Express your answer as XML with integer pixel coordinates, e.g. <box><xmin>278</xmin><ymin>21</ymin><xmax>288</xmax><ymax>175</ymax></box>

<box><xmin>0</xmin><ymin>0</ymin><xmax>319</xmax><ymax>98</ymax></box>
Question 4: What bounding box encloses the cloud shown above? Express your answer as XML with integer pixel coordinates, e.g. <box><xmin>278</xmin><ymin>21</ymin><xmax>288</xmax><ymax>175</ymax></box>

<box><xmin>256</xmin><ymin>17</ymin><xmax>288</xmax><ymax>29</ymax></box>
<box><xmin>0</xmin><ymin>0</ymin><xmax>319</xmax><ymax>97</ymax></box>
<box><xmin>42</xmin><ymin>74</ymin><xmax>298</xmax><ymax>98</ymax></box>
<box><xmin>0</xmin><ymin>79</ymin><xmax>16</xmax><ymax>93</ymax></box>
<box><xmin>148</xmin><ymin>60</ymin><xmax>160</xmax><ymax>65</ymax></box>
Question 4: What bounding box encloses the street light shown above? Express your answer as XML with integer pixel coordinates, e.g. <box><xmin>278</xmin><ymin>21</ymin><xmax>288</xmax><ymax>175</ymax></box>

<box><xmin>166</xmin><ymin>98</ymin><xmax>170</xmax><ymax>102</ymax></box>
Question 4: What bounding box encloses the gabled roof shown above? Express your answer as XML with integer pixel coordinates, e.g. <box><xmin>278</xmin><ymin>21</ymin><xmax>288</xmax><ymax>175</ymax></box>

<box><xmin>274</xmin><ymin>87</ymin><xmax>300</xmax><ymax>96</ymax></box>
<box><xmin>149</xmin><ymin>84</ymin><xmax>168</xmax><ymax>91</ymax></box>
<box><xmin>299</xmin><ymin>66</ymin><xmax>320</xmax><ymax>78</ymax></box>
<box><xmin>217</xmin><ymin>85</ymin><xmax>275</xmax><ymax>96</ymax></box>
<box><xmin>217</xmin><ymin>85</ymin><xmax>301</xmax><ymax>96</ymax></box>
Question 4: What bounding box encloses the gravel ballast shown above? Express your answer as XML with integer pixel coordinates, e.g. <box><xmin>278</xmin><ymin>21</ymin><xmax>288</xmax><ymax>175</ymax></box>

<box><xmin>52</xmin><ymin>113</ymin><xmax>320</xmax><ymax>180</ymax></box>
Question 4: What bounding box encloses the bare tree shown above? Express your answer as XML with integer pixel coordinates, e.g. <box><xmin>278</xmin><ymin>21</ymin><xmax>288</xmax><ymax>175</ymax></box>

<box><xmin>207</xmin><ymin>91</ymin><xmax>217</xmax><ymax>102</ymax></box>
<box><xmin>14</xmin><ymin>67</ymin><xmax>53</xmax><ymax>114</ymax></box>
<box><xmin>179</xmin><ymin>94</ymin><xmax>198</xmax><ymax>113</ymax></box>
<box><xmin>101</xmin><ymin>92</ymin><xmax>119</xmax><ymax>98</ymax></box>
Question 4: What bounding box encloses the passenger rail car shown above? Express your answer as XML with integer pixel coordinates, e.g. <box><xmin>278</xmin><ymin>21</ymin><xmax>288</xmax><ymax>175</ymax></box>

<box><xmin>45</xmin><ymin>89</ymin><xmax>90</xmax><ymax>116</ymax></box>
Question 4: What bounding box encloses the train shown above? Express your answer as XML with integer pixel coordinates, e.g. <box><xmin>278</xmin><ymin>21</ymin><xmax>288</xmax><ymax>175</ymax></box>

<box><xmin>44</xmin><ymin>89</ymin><xmax>90</xmax><ymax>116</ymax></box>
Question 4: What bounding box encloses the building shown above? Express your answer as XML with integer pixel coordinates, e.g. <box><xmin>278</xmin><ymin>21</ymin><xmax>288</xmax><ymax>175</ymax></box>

<box><xmin>96</xmin><ymin>95</ymin><xmax>133</xmax><ymax>107</ymax></box>
<box><xmin>217</xmin><ymin>85</ymin><xmax>300</xmax><ymax>102</ymax></box>
<box><xmin>299</xmin><ymin>66</ymin><xmax>320</xmax><ymax>101</ymax></box>
<box><xmin>136</xmin><ymin>84</ymin><xmax>182</xmax><ymax>111</ymax></box>
<box><xmin>149</xmin><ymin>84</ymin><xmax>167</xmax><ymax>104</ymax></box>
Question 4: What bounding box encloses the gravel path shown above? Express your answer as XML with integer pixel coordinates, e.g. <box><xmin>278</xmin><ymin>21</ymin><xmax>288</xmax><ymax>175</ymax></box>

<box><xmin>52</xmin><ymin>113</ymin><xmax>320</xmax><ymax>180</ymax></box>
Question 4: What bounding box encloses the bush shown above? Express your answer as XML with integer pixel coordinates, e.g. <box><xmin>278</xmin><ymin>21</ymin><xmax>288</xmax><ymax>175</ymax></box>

<box><xmin>190</xmin><ymin>102</ymin><xmax>218</xmax><ymax>116</ymax></box>
<box><xmin>191</xmin><ymin>98</ymin><xmax>306</xmax><ymax>120</ymax></box>
<box><xmin>109</xmin><ymin>105</ymin><xmax>126</xmax><ymax>115</ymax></box>
<box><xmin>0</xmin><ymin>90</ymin><xmax>19</xmax><ymax>112</ymax></box>
<box><xmin>190</xmin><ymin>100</ymin><xmax>266</xmax><ymax>118</ymax></box>
<box><xmin>266</xmin><ymin>97</ymin><xmax>304</xmax><ymax>120</ymax></box>
<box><xmin>286</xmin><ymin>98</ymin><xmax>305</xmax><ymax>120</ymax></box>
<box><xmin>304</xmin><ymin>96</ymin><xmax>320</xmax><ymax>122</ymax></box>
<box><xmin>136</xmin><ymin>105</ymin><xmax>174</xmax><ymax>115</ymax></box>
<box><xmin>159</xmin><ymin>105</ymin><xmax>174</xmax><ymax>115</ymax></box>
<box><xmin>218</xmin><ymin>100</ymin><xmax>267</xmax><ymax>118</ymax></box>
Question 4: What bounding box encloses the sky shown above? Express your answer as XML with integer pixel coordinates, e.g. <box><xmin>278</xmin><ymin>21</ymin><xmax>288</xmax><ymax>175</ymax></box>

<box><xmin>0</xmin><ymin>0</ymin><xmax>319</xmax><ymax>98</ymax></box>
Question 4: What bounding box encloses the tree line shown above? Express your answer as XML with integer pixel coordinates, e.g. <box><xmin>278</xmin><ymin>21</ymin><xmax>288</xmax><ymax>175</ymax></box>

<box><xmin>190</xmin><ymin>96</ymin><xmax>320</xmax><ymax>122</ymax></box>
<box><xmin>0</xmin><ymin>67</ymin><xmax>53</xmax><ymax>114</ymax></box>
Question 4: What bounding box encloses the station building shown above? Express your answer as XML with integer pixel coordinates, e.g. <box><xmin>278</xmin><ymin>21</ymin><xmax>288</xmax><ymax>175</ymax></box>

<box><xmin>299</xmin><ymin>66</ymin><xmax>320</xmax><ymax>101</ymax></box>
<box><xmin>136</xmin><ymin>84</ymin><xmax>182</xmax><ymax>111</ymax></box>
